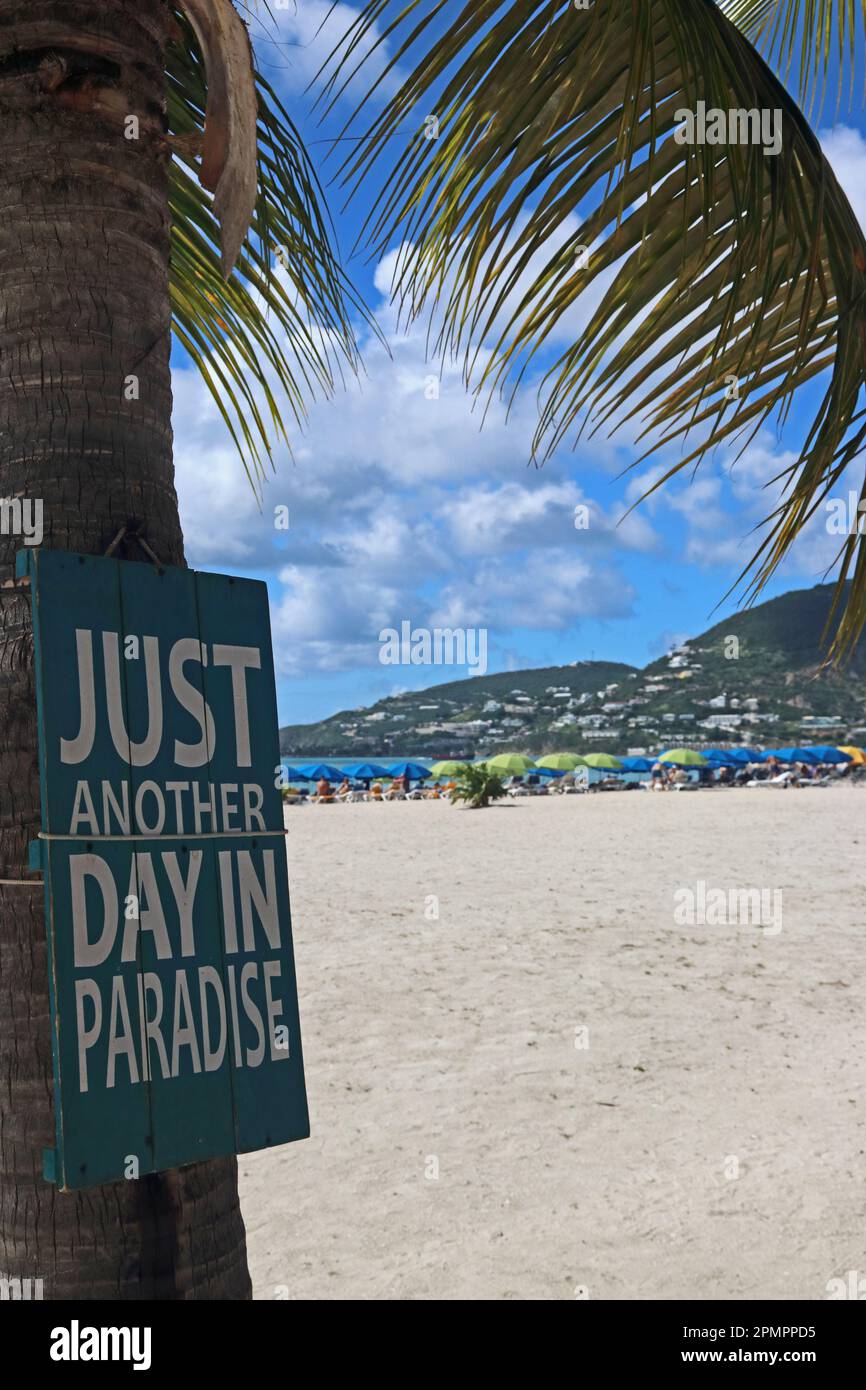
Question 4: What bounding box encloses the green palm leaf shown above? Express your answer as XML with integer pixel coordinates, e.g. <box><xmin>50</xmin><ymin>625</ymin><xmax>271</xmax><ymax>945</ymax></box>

<box><xmin>720</xmin><ymin>1</ymin><xmax>866</xmax><ymax>116</ymax></box>
<box><xmin>167</xmin><ymin>7</ymin><xmax>373</xmax><ymax>492</ymax></box>
<box><xmin>326</xmin><ymin>0</ymin><xmax>866</xmax><ymax>656</ymax></box>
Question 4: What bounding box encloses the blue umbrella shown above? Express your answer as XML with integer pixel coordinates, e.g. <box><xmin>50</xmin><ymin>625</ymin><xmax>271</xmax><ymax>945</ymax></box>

<box><xmin>343</xmin><ymin>762</ymin><xmax>391</xmax><ymax>779</ymax></box>
<box><xmin>703</xmin><ymin>749</ymin><xmax>740</xmax><ymax>766</ymax></box>
<box><xmin>296</xmin><ymin>763</ymin><xmax>345</xmax><ymax>781</ymax></box>
<box><xmin>720</xmin><ymin>747</ymin><xmax>764</xmax><ymax>764</ymax></box>
<box><xmin>766</xmin><ymin>747</ymin><xmax>821</xmax><ymax>764</ymax></box>
<box><xmin>804</xmin><ymin>746</ymin><xmax>851</xmax><ymax>764</ymax></box>
<box><xmin>531</xmin><ymin>765</ymin><xmax>563</xmax><ymax>778</ymax></box>
<box><xmin>388</xmin><ymin>761</ymin><xmax>432</xmax><ymax>780</ymax></box>
<box><xmin>621</xmin><ymin>756</ymin><xmax>654</xmax><ymax>771</ymax></box>
<box><xmin>281</xmin><ymin>764</ymin><xmax>310</xmax><ymax>781</ymax></box>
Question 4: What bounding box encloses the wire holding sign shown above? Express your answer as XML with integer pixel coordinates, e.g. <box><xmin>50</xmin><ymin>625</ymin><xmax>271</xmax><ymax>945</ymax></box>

<box><xmin>18</xmin><ymin>547</ymin><xmax>309</xmax><ymax>1191</ymax></box>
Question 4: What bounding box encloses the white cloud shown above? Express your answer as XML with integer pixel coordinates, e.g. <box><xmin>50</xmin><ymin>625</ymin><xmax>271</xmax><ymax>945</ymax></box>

<box><xmin>643</xmin><ymin>428</ymin><xmax>862</xmax><ymax>580</ymax></box>
<box><xmin>444</xmin><ymin>478</ymin><xmax>657</xmax><ymax>555</ymax></box>
<box><xmin>172</xmin><ymin>257</ymin><xmax>651</xmax><ymax>674</ymax></box>
<box><xmin>253</xmin><ymin>0</ymin><xmax>403</xmax><ymax>104</ymax></box>
<box><xmin>821</xmin><ymin>124</ymin><xmax>866</xmax><ymax>234</ymax></box>
<box><xmin>431</xmin><ymin>550</ymin><xmax>636</xmax><ymax>632</ymax></box>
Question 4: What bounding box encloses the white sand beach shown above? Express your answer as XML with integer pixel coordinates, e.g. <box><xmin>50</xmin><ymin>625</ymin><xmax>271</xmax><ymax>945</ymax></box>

<box><xmin>241</xmin><ymin>786</ymin><xmax>866</xmax><ymax>1300</ymax></box>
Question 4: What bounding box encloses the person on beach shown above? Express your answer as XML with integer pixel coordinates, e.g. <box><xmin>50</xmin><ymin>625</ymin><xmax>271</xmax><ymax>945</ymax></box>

<box><xmin>315</xmin><ymin>777</ymin><xmax>334</xmax><ymax>803</ymax></box>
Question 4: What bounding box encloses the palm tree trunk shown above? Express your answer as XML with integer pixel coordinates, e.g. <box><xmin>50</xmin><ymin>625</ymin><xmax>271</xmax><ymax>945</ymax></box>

<box><xmin>0</xmin><ymin>0</ymin><xmax>252</xmax><ymax>1298</ymax></box>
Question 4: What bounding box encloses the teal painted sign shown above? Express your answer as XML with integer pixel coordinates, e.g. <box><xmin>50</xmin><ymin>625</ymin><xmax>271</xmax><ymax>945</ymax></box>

<box><xmin>18</xmin><ymin>548</ymin><xmax>308</xmax><ymax>1191</ymax></box>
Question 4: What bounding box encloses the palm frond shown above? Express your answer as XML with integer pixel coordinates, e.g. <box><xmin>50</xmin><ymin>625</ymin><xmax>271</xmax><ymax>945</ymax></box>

<box><xmin>720</xmin><ymin>0</ymin><xmax>866</xmax><ymax>117</ymax></box>
<box><xmin>326</xmin><ymin>0</ymin><xmax>866</xmax><ymax>657</ymax></box>
<box><xmin>167</xmin><ymin>7</ymin><xmax>373</xmax><ymax>492</ymax></box>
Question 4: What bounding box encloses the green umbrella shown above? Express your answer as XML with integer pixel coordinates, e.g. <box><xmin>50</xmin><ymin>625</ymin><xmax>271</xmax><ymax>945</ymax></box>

<box><xmin>484</xmin><ymin>753</ymin><xmax>537</xmax><ymax>775</ymax></box>
<box><xmin>659</xmin><ymin>747</ymin><xmax>708</xmax><ymax>767</ymax></box>
<box><xmin>582</xmin><ymin>752</ymin><xmax>624</xmax><ymax>770</ymax></box>
<box><xmin>536</xmin><ymin>752</ymin><xmax>589</xmax><ymax>770</ymax></box>
<box><xmin>429</xmin><ymin>760</ymin><xmax>466</xmax><ymax>777</ymax></box>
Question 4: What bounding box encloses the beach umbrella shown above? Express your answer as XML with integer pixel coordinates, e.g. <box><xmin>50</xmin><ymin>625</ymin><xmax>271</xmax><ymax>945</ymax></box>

<box><xmin>703</xmin><ymin>749</ymin><xmax>739</xmax><ymax>767</ymax></box>
<box><xmin>536</xmin><ymin>752</ymin><xmax>588</xmax><ymax>771</ymax></box>
<box><xmin>620</xmin><ymin>756</ymin><xmax>654</xmax><ymax>771</ymax></box>
<box><xmin>296</xmin><ymin>763</ymin><xmax>345</xmax><ymax>781</ymax></box>
<box><xmin>343</xmin><ymin>762</ymin><xmax>391</xmax><ymax>779</ymax></box>
<box><xmin>484</xmin><ymin>753</ymin><xmax>537</xmax><ymax>775</ymax></box>
<box><xmin>715</xmin><ymin>748</ymin><xmax>763</xmax><ymax>765</ymax></box>
<box><xmin>429</xmin><ymin>760</ymin><xmax>467</xmax><ymax>777</ymax></box>
<box><xmin>725</xmin><ymin>747</ymin><xmax>766</xmax><ymax>763</ymax></box>
<box><xmin>766</xmin><ymin>747</ymin><xmax>820</xmax><ymax>764</ymax></box>
<box><xmin>838</xmin><ymin>745</ymin><xmax>866</xmax><ymax>765</ymax></box>
<box><xmin>281</xmin><ymin>765</ymin><xmax>310</xmax><ymax>781</ymax></box>
<box><xmin>582</xmin><ymin>752</ymin><xmax>624</xmax><ymax>770</ymax></box>
<box><xmin>659</xmin><ymin>748</ymin><xmax>707</xmax><ymax>767</ymax></box>
<box><xmin>803</xmin><ymin>746</ymin><xmax>851</xmax><ymax>764</ymax></box>
<box><xmin>387</xmin><ymin>761</ymin><xmax>432</xmax><ymax>780</ymax></box>
<box><xmin>532</xmin><ymin>766</ymin><xmax>563</xmax><ymax>778</ymax></box>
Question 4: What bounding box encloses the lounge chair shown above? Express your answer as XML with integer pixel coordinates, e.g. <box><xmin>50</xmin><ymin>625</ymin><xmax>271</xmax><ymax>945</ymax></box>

<box><xmin>560</xmin><ymin>770</ymin><xmax>589</xmax><ymax>794</ymax></box>
<box><xmin>281</xmin><ymin>787</ymin><xmax>307</xmax><ymax>806</ymax></box>
<box><xmin>747</xmin><ymin>770</ymin><xmax>796</xmax><ymax>788</ymax></box>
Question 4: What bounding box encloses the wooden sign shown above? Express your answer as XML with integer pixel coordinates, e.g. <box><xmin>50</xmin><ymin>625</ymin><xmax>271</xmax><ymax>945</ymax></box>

<box><xmin>18</xmin><ymin>548</ymin><xmax>309</xmax><ymax>1190</ymax></box>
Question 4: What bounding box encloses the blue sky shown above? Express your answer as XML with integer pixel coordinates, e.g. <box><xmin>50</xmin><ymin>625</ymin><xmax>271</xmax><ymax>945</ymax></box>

<box><xmin>171</xmin><ymin>3</ymin><xmax>866</xmax><ymax>726</ymax></box>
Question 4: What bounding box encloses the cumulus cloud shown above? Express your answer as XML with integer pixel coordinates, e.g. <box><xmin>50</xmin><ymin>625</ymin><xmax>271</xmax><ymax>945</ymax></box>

<box><xmin>431</xmin><ymin>550</ymin><xmax>636</xmax><ymax>632</ymax></box>
<box><xmin>251</xmin><ymin>0</ymin><xmax>403</xmax><ymax>104</ymax></box>
<box><xmin>821</xmin><ymin>124</ymin><xmax>866</xmax><ymax>234</ymax></box>
<box><xmin>173</xmin><ymin>257</ymin><xmax>653</xmax><ymax>675</ymax></box>
<box><xmin>643</xmin><ymin>428</ymin><xmax>861</xmax><ymax>581</ymax></box>
<box><xmin>443</xmin><ymin>478</ymin><xmax>657</xmax><ymax>556</ymax></box>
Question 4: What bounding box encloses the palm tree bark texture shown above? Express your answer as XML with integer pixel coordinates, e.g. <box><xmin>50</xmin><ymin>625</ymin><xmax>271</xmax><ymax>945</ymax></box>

<box><xmin>0</xmin><ymin>0</ymin><xmax>251</xmax><ymax>1298</ymax></box>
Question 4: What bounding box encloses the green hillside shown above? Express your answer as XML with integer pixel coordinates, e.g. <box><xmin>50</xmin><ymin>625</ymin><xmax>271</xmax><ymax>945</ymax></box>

<box><xmin>279</xmin><ymin>583</ymin><xmax>866</xmax><ymax>758</ymax></box>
